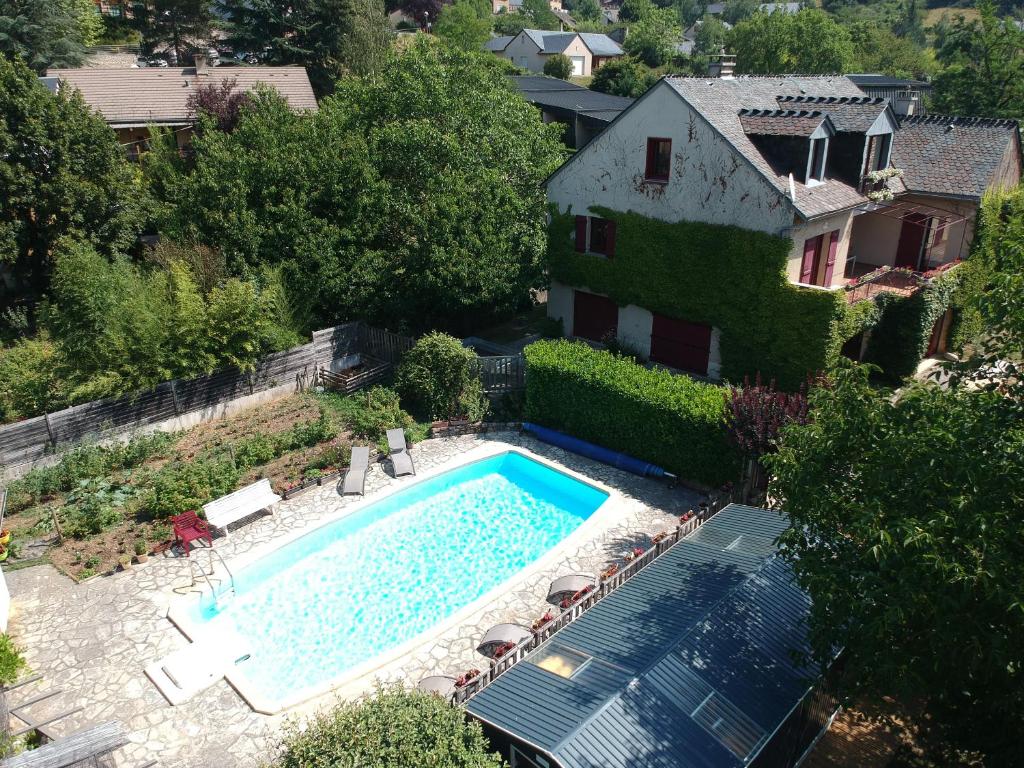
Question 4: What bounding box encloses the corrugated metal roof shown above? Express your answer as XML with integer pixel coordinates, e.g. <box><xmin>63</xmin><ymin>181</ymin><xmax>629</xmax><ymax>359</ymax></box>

<box><xmin>467</xmin><ymin>504</ymin><xmax>817</xmax><ymax>768</ymax></box>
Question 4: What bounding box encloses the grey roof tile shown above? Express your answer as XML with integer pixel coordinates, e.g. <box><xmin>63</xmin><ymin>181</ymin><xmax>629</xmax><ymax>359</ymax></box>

<box><xmin>738</xmin><ymin>108</ymin><xmax>829</xmax><ymax>137</ymax></box>
<box><xmin>893</xmin><ymin>114</ymin><xmax>1021</xmax><ymax>199</ymax></box>
<box><xmin>775</xmin><ymin>95</ymin><xmax>888</xmax><ymax>132</ymax></box>
<box><xmin>47</xmin><ymin>66</ymin><xmax>317</xmax><ymax>126</ymax></box>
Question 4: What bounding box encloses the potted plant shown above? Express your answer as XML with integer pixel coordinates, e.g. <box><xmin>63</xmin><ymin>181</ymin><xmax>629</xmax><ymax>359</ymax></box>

<box><xmin>134</xmin><ymin>539</ymin><xmax>149</xmax><ymax>564</ymax></box>
<box><xmin>532</xmin><ymin>611</ymin><xmax>554</xmax><ymax>631</ymax></box>
<box><xmin>0</xmin><ymin>529</ymin><xmax>10</xmax><ymax>546</ymax></box>
<box><xmin>600</xmin><ymin>564</ymin><xmax>619</xmax><ymax>580</ymax></box>
<box><xmin>118</xmin><ymin>554</ymin><xmax>133</xmax><ymax>572</ymax></box>
<box><xmin>455</xmin><ymin>668</ymin><xmax>481</xmax><ymax>688</ymax></box>
<box><xmin>0</xmin><ymin>544</ymin><xmax>8</xmax><ymax>563</ymax></box>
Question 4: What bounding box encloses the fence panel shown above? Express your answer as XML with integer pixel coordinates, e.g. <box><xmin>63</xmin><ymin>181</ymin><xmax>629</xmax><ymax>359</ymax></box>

<box><xmin>358</xmin><ymin>325</ymin><xmax>413</xmax><ymax>364</ymax></box>
<box><xmin>474</xmin><ymin>355</ymin><xmax>526</xmax><ymax>394</ymax></box>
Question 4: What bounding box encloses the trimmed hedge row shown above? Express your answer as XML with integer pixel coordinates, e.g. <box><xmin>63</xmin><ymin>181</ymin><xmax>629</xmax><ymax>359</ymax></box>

<box><xmin>548</xmin><ymin>208</ymin><xmax>848</xmax><ymax>390</ymax></box>
<box><xmin>524</xmin><ymin>339</ymin><xmax>738</xmax><ymax>487</ymax></box>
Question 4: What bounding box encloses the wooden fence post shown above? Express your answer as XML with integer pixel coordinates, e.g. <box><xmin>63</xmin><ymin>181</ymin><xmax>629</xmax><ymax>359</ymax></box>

<box><xmin>169</xmin><ymin>380</ymin><xmax>182</xmax><ymax>416</ymax></box>
<box><xmin>42</xmin><ymin>412</ymin><xmax>56</xmax><ymax>448</ymax></box>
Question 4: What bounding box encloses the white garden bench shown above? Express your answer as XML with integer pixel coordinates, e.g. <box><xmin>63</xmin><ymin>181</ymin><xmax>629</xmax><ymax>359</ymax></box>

<box><xmin>202</xmin><ymin>478</ymin><xmax>281</xmax><ymax>538</ymax></box>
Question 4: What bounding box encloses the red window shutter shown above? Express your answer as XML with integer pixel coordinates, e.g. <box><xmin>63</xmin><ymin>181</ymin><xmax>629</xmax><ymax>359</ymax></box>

<box><xmin>645</xmin><ymin>139</ymin><xmax>656</xmax><ymax>180</ymax></box>
<box><xmin>574</xmin><ymin>216</ymin><xmax>587</xmax><ymax>253</ymax></box>
<box><xmin>650</xmin><ymin>314</ymin><xmax>712</xmax><ymax>375</ymax></box>
<box><xmin>573</xmin><ymin>290</ymin><xmax>618</xmax><ymax>342</ymax></box>
<box><xmin>800</xmin><ymin>237</ymin><xmax>818</xmax><ymax>284</ymax></box>
<box><xmin>605</xmin><ymin>221</ymin><xmax>616</xmax><ymax>258</ymax></box>
<box><xmin>822</xmin><ymin>230</ymin><xmax>840</xmax><ymax>286</ymax></box>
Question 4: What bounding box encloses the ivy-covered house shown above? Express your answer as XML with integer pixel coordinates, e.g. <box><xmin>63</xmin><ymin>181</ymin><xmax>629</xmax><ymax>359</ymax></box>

<box><xmin>543</xmin><ymin>74</ymin><xmax>1022</xmax><ymax>386</ymax></box>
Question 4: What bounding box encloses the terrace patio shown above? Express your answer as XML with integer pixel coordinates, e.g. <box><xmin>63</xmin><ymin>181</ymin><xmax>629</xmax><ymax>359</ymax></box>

<box><xmin>3</xmin><ymin>431</ymin><xmax>701</xmax><ymax>768</ymax></box>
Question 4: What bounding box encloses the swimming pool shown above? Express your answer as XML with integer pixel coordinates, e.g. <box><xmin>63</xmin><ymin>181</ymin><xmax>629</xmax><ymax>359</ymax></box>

<box><xmin>174</xmin><ymin>449</ymin><xmax>609</xmax><ymax>710</ymax></box>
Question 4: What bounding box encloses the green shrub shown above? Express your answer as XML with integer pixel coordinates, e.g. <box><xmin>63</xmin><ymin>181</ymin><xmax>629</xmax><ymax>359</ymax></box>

<box><xmin>272</xmin><ymin>684</ymin><xmax>505</xmax><ymax>768</ymax></box>
<box><xmin>543</xmin><ymin>53</ymin><xmax>574</xmax><ymax>79</ymax></box>
<box><xmin>62</xmin><ymin>479</ymin><xmax>136</xmax><ymax>537</ymax></box>
<box><xmin>233</xmin><ymin>433</ymin><xmax>277</xmax><ymax>470</ymax></box>
<box><xmin>307</xmin><ymin>439</ymin><xmax>351</xmax><ymax>471</ymax></box>
<box><xmin>145</xmin><ymin>458</ymin><xmax>240</xmax><ymax>519</ymax></box>
<box><xmin>0</xmin><ymin>634</ymin><xmax>26</xmax><ymax>686</ymax></box>
<box><xmin>396</xmin><ymin>332</ymin><xmax>487</xmax><ymax>422</ymax></box>
<box><xmin>524</xmin><ymin>340</ymin><xmax>738</xmax><ymax>486</ymax></box>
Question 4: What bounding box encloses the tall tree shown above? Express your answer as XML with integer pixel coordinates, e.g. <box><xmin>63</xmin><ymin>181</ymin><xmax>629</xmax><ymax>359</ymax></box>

<box><xmin>931</xmin><ymin>0</ymin><xmax>1024</xmax><ymax>120</ymax></box>
<box><xmin>729</xmin><ymin>8</ymin><xmax>855</xmax><ymax>74</ymax></box>
<box><xmin>153</xmin><ymin>42</ymin><xmax>566</xmax><ymax>333</ymax></box>
<box><xmin>848</xmin><ymin>21</ymin><xmax>932</xmax><ymax>80</ymax></box>
<box><xmin>589</xmin><ymin>56</ymin><xmax>657</xmax><ymax>97</ymax></box>
<box><xmin>573</xmin><ymin>0</ymin><xmax>603</xmax><ymax>23</ymax></box>
<box><xmin>622</xmin><ymin>7</ymin><xmax>680</xmax><ymax>66</ymax></box>
<box><xmin>521</xmin><ymin>0</ymin><xmax>561</xmax><ymax>29</ymax></box>
<box><xmin>435</xmin><ymin>0</ymin><xmax>492</xmax><ymax>51</ymax></box>
<box><xmin>0</xmin><ymin>56</ymin><xmax>145</xmax><ymax>310</ymax></box>
<box><xmin>130</xmin><ymin>0</ymin><xmax>213</xmax><ymax>61</ymax></box>
<box><xmin>0</xmin><ymin>0</ymin><xmax>89</xmax><ymax>72</ymax></box>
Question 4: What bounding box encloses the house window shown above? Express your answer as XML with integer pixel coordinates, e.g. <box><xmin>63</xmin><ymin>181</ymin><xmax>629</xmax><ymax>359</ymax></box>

<box><xmin>873</xmin><ymin>132</ymin><xmax>892</xmax><ymax>171</ymax></box>
<box><xmin>574</xmin><ymin>215</ymin><xmax>616</xmax><ymax>257</ymax></box>
<box><xmin>650</xmin><ymin>314</ymin><xmax>712</xmax><ymax>376</ymax></box>
<box><xmin>799</xmin><ymin>230</ymin><xmax>840</xmax><ymax>287</ymax></box>
<box><xmin>645</xmin><ymin>137</ymin><xmax>671</xmax><ymax>182</ymax></box>
<box><xmin>807</xmin><ymin>137</ymin><xmax>827</xmax><ymax>184</ymax></box>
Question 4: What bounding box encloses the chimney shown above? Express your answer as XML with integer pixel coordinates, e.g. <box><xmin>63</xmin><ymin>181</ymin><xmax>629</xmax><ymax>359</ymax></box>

<box><xmin>194</xmin><ymin>53</ymin><xmax>209</xmax><ymax>74</ymax></box>
<box><xmin>707</xmin><ymin>53</ymin><xmax>736</xmax><ymax>79</ymax></box>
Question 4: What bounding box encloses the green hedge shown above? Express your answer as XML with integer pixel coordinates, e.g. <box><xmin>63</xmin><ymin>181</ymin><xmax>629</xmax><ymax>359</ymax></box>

<box><xmin>548</xmin><ymin>208</ymin><xmax>848</xmax><ymax>390</ymax></box>
<box><xmin>524</xmin><ymin>339</ymin><xmax>738</xmax><ymax>487</ymax></box>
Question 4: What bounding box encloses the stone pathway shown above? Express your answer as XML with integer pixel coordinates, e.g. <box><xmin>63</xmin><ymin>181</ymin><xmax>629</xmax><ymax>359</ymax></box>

<box><xmin>5</xmin><ymin>432</ymin><xmax>701</xmax><ymax>767</ymax></box>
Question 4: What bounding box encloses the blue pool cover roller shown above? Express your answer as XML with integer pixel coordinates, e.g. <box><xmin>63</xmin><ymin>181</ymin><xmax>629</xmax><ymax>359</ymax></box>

<box><xmin>522</xmin><ymin>422</ymin><xmax>673</xmax><ymax>479</ymax></box>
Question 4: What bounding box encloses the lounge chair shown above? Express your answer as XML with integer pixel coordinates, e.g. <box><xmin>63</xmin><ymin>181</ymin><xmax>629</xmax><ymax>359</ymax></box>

<box><xmin>387</xmin><ymin>428</ymin><xmax>416</xmax><ymax>477</ymax></box>
<box><xmin>342</xmin><ymin>446</ymin><xmax>371</xmax><ymax>495</ymax></box>
<box><xmin>417</xmin><ymin>675</ymin><xmax>457</xmax><ymax>702</ymax></box>
<box><xmin>144</xmin><ymin>626</ymin><xmax>251</xmax><ymax>706</ymax></box>
<box><xmin>546</xmin><ymin>574</ymin><xmax>598</xmax><ymax>606</ymax></box>
<box><xmin>476</xmin><ymin>623</ymin><xmax>533</xmax><ymax>659</ymax></box>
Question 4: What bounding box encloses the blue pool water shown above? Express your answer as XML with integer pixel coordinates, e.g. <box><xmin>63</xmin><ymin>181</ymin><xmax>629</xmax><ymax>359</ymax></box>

<box><xmin>191</xmin><ymin>451</ymin><xmax>608</xmax><ymax>703</ymax></box>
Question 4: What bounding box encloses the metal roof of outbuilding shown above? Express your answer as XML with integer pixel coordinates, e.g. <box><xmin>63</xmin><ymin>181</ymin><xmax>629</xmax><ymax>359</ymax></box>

<box><xmin>466</xmin><ymin>504</ymin><xmax>818</xmax><ymax>768</ymax></box>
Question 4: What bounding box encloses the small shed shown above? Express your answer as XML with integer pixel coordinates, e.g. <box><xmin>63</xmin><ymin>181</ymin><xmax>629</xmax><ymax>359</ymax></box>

<box><xmin>466</xmin><ymin>504</ymin><xmax>839</xmax><ymax>768</ymax></box>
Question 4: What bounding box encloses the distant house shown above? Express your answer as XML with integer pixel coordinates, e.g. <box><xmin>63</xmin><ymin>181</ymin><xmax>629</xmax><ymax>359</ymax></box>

<box><xmin>467</xmin><ymin>504</ymin><xmax>841</xmax><ymax>768</ymax></box>
<box><xmin>512</xmin><ymin>75</ymin><xmax>632</xmax><ymax>148</ymax></box>
<box><xmin>541</xmin><ymin>72</ymin><xmax>1021</xmax><ymax>380</ymax></box>
<box><xmin>46</xmin><ymin>59</ymin><xmax>317</xmax><ymax>159</ymax></box>
<box><xmin>492</xmin><ymin>0</ymin><xmax>524</xmax><ymax>13</ymax></box>
<box><xmin>759</xmin><ymin>2</ymin><xmax>802</xmax><ymax>13</ymax></box>
<box><xmin>487</xmin><ymin>29</ymin><xmax>624</xmax><ymax>76</ymax></box>
<box><xmin>847</xmin><ymin>73</ymin><xmax>931</xmax><ymax>117</ymax></box>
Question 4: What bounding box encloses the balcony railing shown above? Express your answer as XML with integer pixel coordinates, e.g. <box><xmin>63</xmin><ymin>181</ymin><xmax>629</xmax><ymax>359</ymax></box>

<box><xmin>844</xmin><ymin>261</ymin><xmax>961</xmax><ymax>304</ymax></box>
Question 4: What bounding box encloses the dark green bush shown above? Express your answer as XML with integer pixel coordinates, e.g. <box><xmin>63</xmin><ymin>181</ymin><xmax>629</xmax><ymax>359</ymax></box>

<box><xmin>524</xmin><ymin>340</ymin><xmax>738</xmax><ymax>486</ymax></box>
<box><xmin>145</xmin><ymin>458</ymin><xmax>240</xmax><ymax>519</ymax></box>
<box><xmin>543</xmin><ymin>53</ymin><xmax>573</xmax><ymax>79</ymax></box>
<box><xmin>273</xmin><ymin>684</ymin><xmax>505</xmax><ymax>768</ymax></box>
<box><xmin>396</xmin><ymin>332</ymin><xmax>486</xmax><ymax>422</ymax></box>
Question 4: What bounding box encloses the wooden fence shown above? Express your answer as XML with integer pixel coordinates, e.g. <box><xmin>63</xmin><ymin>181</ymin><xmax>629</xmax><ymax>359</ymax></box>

<box><xmin>0</xmin><ymin>323</ymin><xmax>366</xmax><ymax>472</ymax></box>
<box><xmin>452</xmin><ymin>491</ymin><xmax>733</xmax><ymax>705</ymax></box>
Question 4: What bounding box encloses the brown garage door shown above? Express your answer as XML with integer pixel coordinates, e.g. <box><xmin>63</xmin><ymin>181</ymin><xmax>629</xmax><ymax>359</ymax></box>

<box><xmin>650</xmin><ymin>314</ymin><xmax>712</xmax><ymax>375</ymax></box>
<box><xmin>573</xmin><ymin>290</ymin><xmax>618</xmax><ymax>342</ymax></box>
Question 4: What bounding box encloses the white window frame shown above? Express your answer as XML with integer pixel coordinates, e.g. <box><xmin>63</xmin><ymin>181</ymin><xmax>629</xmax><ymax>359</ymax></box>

<box><xmin>806</xmin><ymin>136</ymin><xmax>828</xmax><ymax>186</ymax></box>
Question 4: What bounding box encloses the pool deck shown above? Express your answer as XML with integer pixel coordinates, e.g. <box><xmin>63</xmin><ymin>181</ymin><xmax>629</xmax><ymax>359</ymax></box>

<box><xmin>4</xmin><ymin>432</ymin><xmax>702</xmax><ymax>767</ymax></box>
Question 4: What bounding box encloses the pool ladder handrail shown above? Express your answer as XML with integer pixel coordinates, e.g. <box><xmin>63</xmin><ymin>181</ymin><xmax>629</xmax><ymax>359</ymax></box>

<box><xmin>186</xmin><ymin>549</ymin><xmax>237</xmax><ymax>606</ymax></box>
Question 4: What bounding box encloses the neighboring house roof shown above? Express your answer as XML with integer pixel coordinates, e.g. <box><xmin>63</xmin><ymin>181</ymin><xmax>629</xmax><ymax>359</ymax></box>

<box><xmin>665</xmin><ymin>75</ymin><xmax>874</xmax><ymax>218</ymax></box>
<box><xmin>739</xmin><ymin>108</ymin><xmax>831</xmax><ymax>137</ymax></box>
<box><xmin>759</xmin><ymin>2</ymin><xmax>802</xmax><ymax>12</ymax></box>
<box><xmin>847</xmin><ymin>73</ymin><xmax>931</xmax><ymax>90</ymax></box>
<box><xmin>484</xmin><ymin>35</ymin><xmax>515</xmax><ymax>51</ymax></box>
<box><xmin>706</xmin><ymin>2</ymin><xmax>726</xmax><ymax>13</ymax></box>
<box><xmin>775</xmin><ymin>95</ymin><xmax>890</xmax><ymax>132</ymax></box>
<box><xmin>893</xmin><ymin>115</ymin><xmax>1022</xmax><ymax>200</ymax></box>
<box><xmin>512</xmin><ymin>75</ymin><xmax>633</xmax><ymax>123</ymax></box>
<box><xmin>553</xmin><ymin>9</ymin><xmax>576</xmax><ymax>27</ymax></box>
<box><xmin>46</xmin><ymin>66</ymin><xmax>317</xmax><ymax>127</ymax></box>
<box><xmin>578</xmin><ymin>32</ymin><xmax>624</xmax><ymax>56</ymax></box>
<box><xmin>467</xmin><ymin>504</ymin><xmax>820</xmax><ymax>768</ymax></box>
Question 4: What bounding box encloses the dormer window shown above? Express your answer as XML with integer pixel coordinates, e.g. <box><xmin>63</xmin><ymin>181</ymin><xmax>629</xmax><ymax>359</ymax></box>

<box><xmin>807</xmin><ymin>137</ymin><xmax>827</xmax><ymax>185</ymax></box>
<box><xmin>873</xmin><ymin>133</ymin><xmax>892</xmax><ymax>172</ymax></box>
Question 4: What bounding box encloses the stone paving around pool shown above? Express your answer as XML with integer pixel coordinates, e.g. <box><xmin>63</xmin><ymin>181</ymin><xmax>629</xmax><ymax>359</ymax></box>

<box><xmin>5</xmin><ymin>431</ymin><xmax>703</xmax><ymax>768</ymax></box>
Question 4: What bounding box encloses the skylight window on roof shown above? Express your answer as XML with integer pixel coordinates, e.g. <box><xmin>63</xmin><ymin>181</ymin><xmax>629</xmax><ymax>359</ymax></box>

<box><xmin>691</xmin><ymin>689</ymin><xmax>768</xmax><ymax>761</ymax></box>
<box><xmin>531</xmin><ymin>645</ymin><xmax>592</xmax><ymax>679</ymax></box>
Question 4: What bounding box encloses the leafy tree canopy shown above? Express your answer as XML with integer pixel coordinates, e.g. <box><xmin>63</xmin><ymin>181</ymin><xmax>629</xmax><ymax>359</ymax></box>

<box><xmin>931</xmin><ymin>0</ymin><xmax>1024</xmax><ymax>120</ymax></box>
<box><xmin>622</xmin><ymin>6</ymin><xmax>680</xmax><ymax>66</ymax></box>
<box><xmin>0</xmin><ymin>0</ymin><xmax>91</xmax><ymax>72</ymax></box>
<box><xmin>151</xmin><ymin>42</ymin><xmax>565</xmax><ymax>335</ymax></box>
<box><xmin>129</xmin><ymin>0</ymin><xmax>212</xmax><ymax>61</ymax></box>
<box><xmin>720</xmin><ymin>0</ymin><xmax>759</xmax><ymax>25</ymax></box>
<box><xmin>620</xmin><ymin>0</ymin><xmax>655</xmax><ymax>22</ymax></box>
<box><xmin>847</xmin><ymin>21</ymin><xmax>933</xmax><ymax>80</ymax></box>
<box><xmin>521</xmin><ymin>0</ymin><xmax>562</xmax><ymax>29</ymax></box>
<box><xmin>0</xmin><ymin>55</ymin><xmax>145</xmax><ymax>310</ymax></box>
<box><xmin>573</xmin><ymin>0</ymin><xmax>603</xmax><ymax>23</ymax></box>
<box><xmin>766</xmin><ymin>364</ymin><xmax>1024</xmax><ymax>764</ymax></box>
<box><xmin>729</xmin><ymin>8</ymin><xmax>855</xmax><ymax>74</ymax></box>
<box><xmin>589</xmin><ymin>56</ymin><xmax>657</xmax><ymax>97</ymax></box>
<box><xmin>436</xmin><ymin>0</ymin><xmax>493</xmax><ymax>51</ymax></box>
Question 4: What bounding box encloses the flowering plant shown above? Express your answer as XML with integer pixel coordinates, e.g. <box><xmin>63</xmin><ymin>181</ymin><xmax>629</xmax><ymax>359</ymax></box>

<box><xmin>600</xmin><ymin>564</ymin><xmax>619</xmax><ymax>580</ymax></box>
<box><xmin>865</xmin><ymin>167</ymin><xmax>904</xmax><ymax>183</ymax></box>
<box><xmin>867</xmin><ymin>188</ymin><xmax>895</xmax><ymax>202</ymax></box>
<box><xmin>492</xmin><ymin>642</ymin><xmax>517</xmax><ymax>659</ymax></box>
<box><xmin>652</xmin><ymin>531</ymin><xmax>668</xmax><ymax>544</ymax></box>
<box><xmin>532</xmin><ymin>612</ymin><xmax>555</xmax><ymax>630</ymax></box>
<box><xmin>455</xmin><ymin>668</ymin><xmax>481</xmax><ymax>687</ymax></box>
